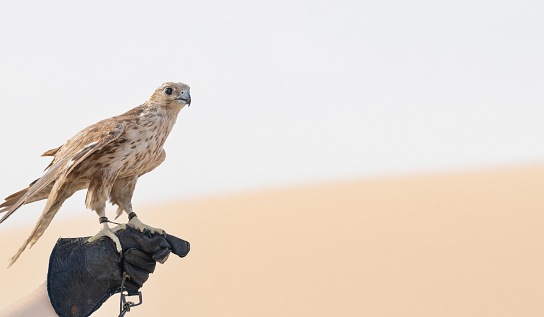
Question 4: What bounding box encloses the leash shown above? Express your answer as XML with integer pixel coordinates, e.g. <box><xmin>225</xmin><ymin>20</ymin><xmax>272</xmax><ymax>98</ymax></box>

<box><xmin>118</xmin><ymin>273</ymin><xmax>143</xmax><ymax>317</ymax></box>
<box><xmin>99</xmin><ymin>212</ymin><xmax>143</xmax><ymax>316</ymax></box>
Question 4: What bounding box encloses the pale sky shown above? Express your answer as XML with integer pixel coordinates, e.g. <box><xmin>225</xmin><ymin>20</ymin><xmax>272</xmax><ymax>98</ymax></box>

<box><xmin>1</xmin><ymin>0</ymin><xmax>543</xmax><ymax>227</ymax></box>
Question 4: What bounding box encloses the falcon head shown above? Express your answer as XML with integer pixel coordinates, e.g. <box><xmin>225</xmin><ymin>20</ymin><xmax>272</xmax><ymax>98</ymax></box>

<box><xmin>149</xmin><ymin>82</ymin><xmax>191</xmax><ymax>107</ymax></box>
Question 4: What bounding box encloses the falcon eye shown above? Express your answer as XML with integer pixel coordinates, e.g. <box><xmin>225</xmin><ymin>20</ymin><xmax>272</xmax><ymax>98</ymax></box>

<box><xmin>164</xmin><ymin>87</ymin><xmax>173</xmax><ymax>95</ymax></box>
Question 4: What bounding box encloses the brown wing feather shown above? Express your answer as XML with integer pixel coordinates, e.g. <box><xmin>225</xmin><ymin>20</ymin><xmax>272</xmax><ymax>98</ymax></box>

<box><xmin>0</xmin><ymin>120</ymin><xmax>125</xmax><ymax>224</ymax></box>
<box><xmin>3</xmin><ymin>105</ymin><xmax>152</xmax><ymax>267</ymax></box>
<box><xmin>41</xmin><ymin>146</ymin><xmax>62</xmax><ymax>157</ymax></box>
<box><xmin>6</xmin><ymin>121</ymin><xmax>127</xmax><ymax>266</ymax></box>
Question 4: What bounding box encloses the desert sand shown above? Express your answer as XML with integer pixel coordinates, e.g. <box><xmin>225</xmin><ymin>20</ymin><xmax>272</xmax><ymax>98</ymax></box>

<box><xmin>0</xmin><ymin>165</ymin><xmax>543</xmax><ymax>316</ymax></box>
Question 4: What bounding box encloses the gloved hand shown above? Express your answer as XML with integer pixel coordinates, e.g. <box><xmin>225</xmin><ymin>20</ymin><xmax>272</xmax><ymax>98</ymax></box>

<box><xmin>46</xmin><ymin>227</ymin><xmax>190</xmax><ymax>317</ymax></box>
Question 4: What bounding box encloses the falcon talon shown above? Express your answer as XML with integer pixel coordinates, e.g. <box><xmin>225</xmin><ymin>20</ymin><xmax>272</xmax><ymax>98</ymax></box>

<box><xmin>88</xmin><ymin>227</ymin><xmax>123</xmax><ymax>253</ymax></box>
<box><xmin>127</xmin><ymin>217</ymin><xmax>163</xmax><ymax>235</ymax></box>
<box><xmin>112</xmin><ymin>224</ymin><xmax>127</xmax><ymax>233</ymax></box>
<box><xmin>0</xmin><ymin>82</ymin><xmax>191</xmax><ymax>266</ymax></box>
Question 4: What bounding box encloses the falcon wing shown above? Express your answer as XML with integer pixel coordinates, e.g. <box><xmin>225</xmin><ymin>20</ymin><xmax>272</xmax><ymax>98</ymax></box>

<box><xmin>0</xmin><ymin>120</ymin><xmax>126</xmax><ymax>223</ymax></box>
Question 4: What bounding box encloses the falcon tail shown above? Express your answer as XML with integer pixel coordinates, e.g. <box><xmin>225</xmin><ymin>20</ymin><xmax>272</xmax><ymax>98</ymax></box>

<box><xmin>0</xmin><ymin>180</ymin><xmax>55</xmax><ymax>223</ymax></box>
<box><xmin>0</xmin><ymin>188</ymin><xmax>30</xmax><ymax>213</ymax></box>
<box><xmin>7</xmin><ymin>169</ymin><xmax>78</xmax><ymax>267</ymax></box>
<box><xmin>8</xmin><ymin>199</ymin><xmax>63</xmax><ymax>267</ymax></box>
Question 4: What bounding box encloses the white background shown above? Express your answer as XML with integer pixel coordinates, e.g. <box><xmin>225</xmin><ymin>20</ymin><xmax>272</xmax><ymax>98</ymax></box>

<box><xmin>0</xmin><ymin>0</ymin><xmax>543</xmax><ymax>227</ymax></box>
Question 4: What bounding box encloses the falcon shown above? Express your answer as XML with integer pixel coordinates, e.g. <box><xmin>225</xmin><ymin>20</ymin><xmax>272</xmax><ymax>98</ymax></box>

<box><xmin>0</xmin><ymin>82</ymin><xmax>191</xmax><ymax>267</ymax></box>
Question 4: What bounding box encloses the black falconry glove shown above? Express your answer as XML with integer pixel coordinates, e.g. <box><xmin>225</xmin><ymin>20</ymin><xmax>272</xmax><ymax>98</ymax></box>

<box><xmin>46</xmin><ymin>227</ymin><xmax>190</xmax><ymax>317</ymax></box>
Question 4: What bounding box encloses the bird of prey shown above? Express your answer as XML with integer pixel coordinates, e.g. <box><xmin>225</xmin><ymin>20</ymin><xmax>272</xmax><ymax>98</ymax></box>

<box><xmin>0</xmin><ymin>82</ymin><xmax>191</xmax><ymax>267</ymax></box>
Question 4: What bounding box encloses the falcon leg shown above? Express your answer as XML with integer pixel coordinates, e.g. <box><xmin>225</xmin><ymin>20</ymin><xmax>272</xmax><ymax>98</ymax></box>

<box><xmin>87</xmin><ymin>210</ymin><xmax>123</xmax><ymax>252</ymax></box>
<box><xmin>127</xmin><ymin>212</ymin><xmax>164</xmax><ymax>234</ymax></box>
<box><xmin>110</xmin><ymin>176</ymin><xmax>163</xmax><ymax>234</ymax></box>
<box><xmin>86</xmin><ymin>170</ymin><xmax>125</xmax><ymax>252</ymax></box>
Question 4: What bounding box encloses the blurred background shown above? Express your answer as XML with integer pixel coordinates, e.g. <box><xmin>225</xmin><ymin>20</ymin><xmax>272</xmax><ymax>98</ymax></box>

<box><xmin>1</xmin><ymin>1</ymin><xmax>544</xmax><ymax>316</ymax></box>
<box><xmin>1</xmin><ymin>0</ymin><xmax>543</xmax><ymax>227</ymax></box>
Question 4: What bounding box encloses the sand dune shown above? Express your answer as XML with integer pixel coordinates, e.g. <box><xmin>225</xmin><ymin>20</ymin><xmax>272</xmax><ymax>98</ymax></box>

<box><xmin>1</xmin><ymin>165</ymin><xmax>543</xmax><ymax>316</ymax></box>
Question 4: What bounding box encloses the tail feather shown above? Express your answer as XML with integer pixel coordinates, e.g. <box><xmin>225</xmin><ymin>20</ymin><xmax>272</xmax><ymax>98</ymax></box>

<box><xmin>0</xmin><ymin>156</ymin><xmax>73</xmax><ymax>224</ymax></box>
<box><xmin>8</xmin><ymin>178</ymin><xmax>72</xmax><ymax>267</ymax></box>
<box><xmin>0</xmin><ymin>181</ymin><xmax>55</xmax><ymax>222</ymax></box>
<box><xmin>0</xmin><ymin>178</ymin><xmax>39</xmax><ymax>211</ymax></box>
<box><xmin>0</xmin><ymin>188</ymin><xmax>28</xmax><ymax>212</ymax></box>
<box><xmin>8</xmin><ymin>201</ymin><xmax>63</xmax><ymax>267</ymax></box>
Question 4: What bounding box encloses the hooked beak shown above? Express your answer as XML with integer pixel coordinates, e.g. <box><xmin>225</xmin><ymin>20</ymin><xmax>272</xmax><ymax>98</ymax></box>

<box><xmin>175</xmin><ymin>89</ymin><xmax>191</xmax><ymax>106</ymax></box>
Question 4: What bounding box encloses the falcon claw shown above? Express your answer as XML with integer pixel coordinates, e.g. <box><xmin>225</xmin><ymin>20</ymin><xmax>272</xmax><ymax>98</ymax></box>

<box><xmin>111</xmin><ymin>223</ymin><xmax>127</xmax><ymax>232</ymax></box>
<box><xmin>88</xmin><ymin>227</ymin><xmax>123</xmax><ymax>253</ymax></box>
<box><xmin>127</xmin><ymin>217</ymin><xmax>164</xmax><ymax>234</ymax></box>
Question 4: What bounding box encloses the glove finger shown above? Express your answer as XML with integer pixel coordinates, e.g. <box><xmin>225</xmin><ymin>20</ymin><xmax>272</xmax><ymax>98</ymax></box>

<box><xmin>123</xmin><ymin>273</ymin><xmax>147</xmax><ymax>291</ymax></box>
<box><xmin>152</xmin><ymin>248</ymin><xmax>170</xmax><ymax>264</ymax></box>
<box><xmin>123</xmin><ymin>248</ymin><xmax>157</xmax><ymax>273</ymax></box>
<box><xmin>117</xmin><ymin>227</ymin><xmax>170</xmax><ymax>255</ymax></box>
<box><xmin>123</xmin><ymin>262</ymin><xmax>153</xmax><ymax>289</ymax></box>
<box><xmin>164</xmin><ymin>233</ymin><xmax>190</xmax><ymax>258</ymax></box>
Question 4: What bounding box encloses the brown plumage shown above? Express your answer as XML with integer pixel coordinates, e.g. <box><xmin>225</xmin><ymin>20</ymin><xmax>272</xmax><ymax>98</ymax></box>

<box><xmin>0</xmin><ymin>82</ymin><xmax>191</xmax><ymax>267</ymax></box>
